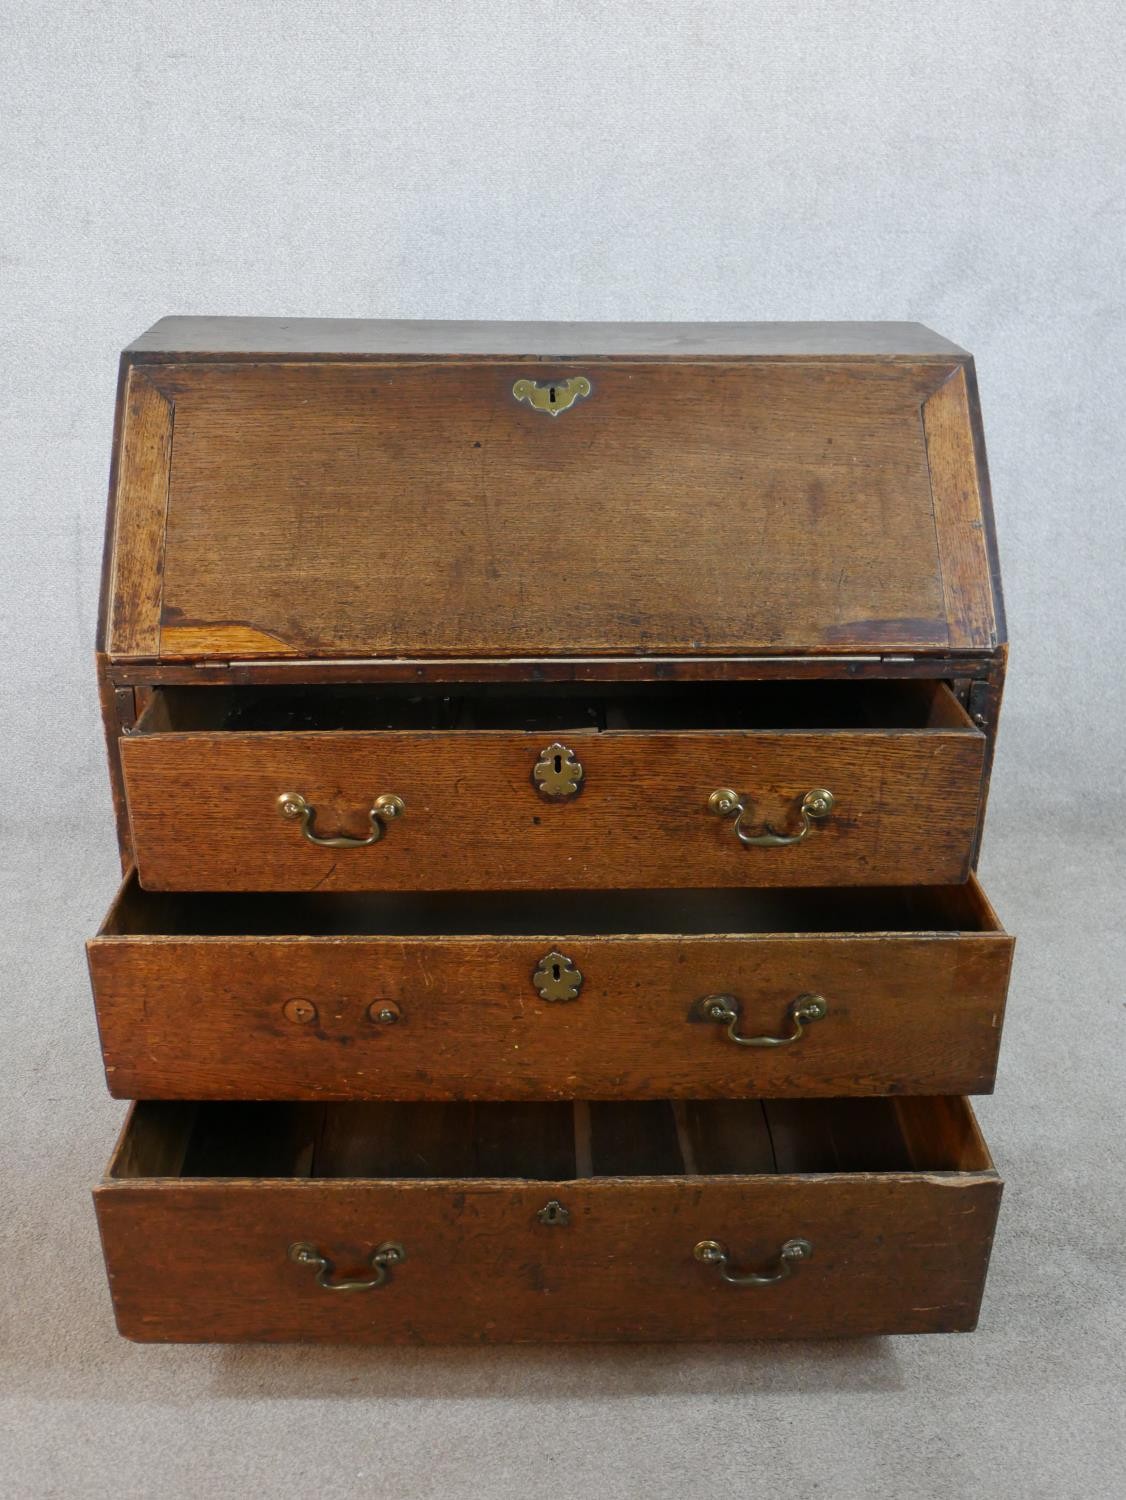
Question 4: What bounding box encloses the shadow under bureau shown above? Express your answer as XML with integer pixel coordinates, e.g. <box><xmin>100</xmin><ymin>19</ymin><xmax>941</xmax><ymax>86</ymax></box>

<box><xmin>90</xmin><ymin>318</ymin><xmax>1011</xmax><ymax>1342</ymax></box>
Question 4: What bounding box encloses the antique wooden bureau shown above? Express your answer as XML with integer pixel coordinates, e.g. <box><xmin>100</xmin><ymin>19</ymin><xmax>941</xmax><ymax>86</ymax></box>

<box><xmin>88</xmin><ymin>318</ymin><xmax>1011</xmax><ymax>1342</ymax></box>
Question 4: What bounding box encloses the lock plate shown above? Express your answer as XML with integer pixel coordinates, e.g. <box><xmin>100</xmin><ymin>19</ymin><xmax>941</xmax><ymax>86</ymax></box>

<box><xmin>512</xmin><ymin>376</ymin><xmax>592</xmax><ymax>416</ymax></box>
<box><xmin>533</xmin><ymin>950</ymin><xmax>583</xmax><ymax>1002</ymax></box>
<box><xmin>533</xmin><ymin>742</ymin><xmax>584</xmax><ymax>799</ymax></box>
<box><xmin>537</xmin><ymin>1199</ymin><xmax>570</xmax><ymax>1226</ymax></box>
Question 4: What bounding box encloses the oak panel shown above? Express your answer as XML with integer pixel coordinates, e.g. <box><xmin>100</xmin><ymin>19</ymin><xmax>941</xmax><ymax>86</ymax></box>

<box><xmin>88</xmin><ymin>881</ymin><xmax>1012</xmax><ymax>1101</ymax></box>
<box><xmin>105</xmin><ymin>371</ymin><xmax>172</xmax><ymax>659</ymax></box>
<box><xmin>120</xmin><ymin>723</ymin><xmax>985</xmax><ymax>890</ymax></box>
<box><xmin>103</xmin><ymin>358</ymin><xmax>1001</xmax><ymax>660</ymax></box>
<box><xmin>95</xmin><ymin>1096</ymin><xmax>1001</xmax><ymax>1343</ymax></box>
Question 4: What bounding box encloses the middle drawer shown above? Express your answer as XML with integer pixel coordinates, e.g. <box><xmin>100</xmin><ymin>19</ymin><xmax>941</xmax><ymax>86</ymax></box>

<box><xmin>90</xmin><ymin>877</ymin><xmax>1012</xmax><ymax>1101</ymax></box>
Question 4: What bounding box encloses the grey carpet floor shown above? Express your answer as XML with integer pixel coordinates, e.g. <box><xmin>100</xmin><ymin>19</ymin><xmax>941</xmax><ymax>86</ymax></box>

<box><xmin>2</xmin><ymin>812</ymin><xmax>1124</xmax><ymax>1499</ymax></box>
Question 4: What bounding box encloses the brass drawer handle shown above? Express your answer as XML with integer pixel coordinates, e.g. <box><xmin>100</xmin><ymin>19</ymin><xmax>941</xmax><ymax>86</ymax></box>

<box><xmin>694</xmin><ymin>1237</ymin><xmax>812</xmax><ymax>1286</ymax></box>
<box><xmin>692</xmin><ymin>992</ymin><xmax>827</xmax><ymax>1047</ymax></box>
<box><xmin>288</xmin><ymin>1240</ymin><xmax>405</xmax><ymax>1291</ymax></box>
<box><xmin>512</xmin><ymin>375</ymin><xmax>592</xmax><ymax>417</ymax></box>
<box><xmin>278</xmin><ymin>792</ymin><xmax>404</xmax><ymax>847</ymax></box>
<box><xmin>708</xmin><ymin>787</ymin><xmax>834</xmax><ymax>847</ymax></box>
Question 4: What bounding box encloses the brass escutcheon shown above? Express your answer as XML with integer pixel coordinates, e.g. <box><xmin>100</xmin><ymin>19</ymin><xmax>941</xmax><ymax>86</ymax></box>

<box><xmin>533</xmin><ymin>951</ymin><xmax>583</xmax><ymax>1002</ymax></box>
<box><xmin>537</xmin><ymin>1200</ymin><xmax>571</xmax><ymax>1226</ymax></box>
<box><xmin>533</xmin><ymin>742</ymin><xmax>584</xmax><ymax>799</ymax></box>
<box><xmin>512</xmin><ymin>375</ymin><xmax>592</xmax><ymax>417</ymax></box>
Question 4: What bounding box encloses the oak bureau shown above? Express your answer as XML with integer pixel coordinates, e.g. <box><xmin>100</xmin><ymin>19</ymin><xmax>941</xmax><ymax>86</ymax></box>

<box><xmin>89</xmin><ymin>319</ymin><xmax>1011</xmax><ymax>1342</ymax></box>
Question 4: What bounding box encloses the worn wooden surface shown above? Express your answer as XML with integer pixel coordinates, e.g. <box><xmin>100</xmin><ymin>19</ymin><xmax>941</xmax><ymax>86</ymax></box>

<box><xmin>923</xmin><ymin>367</ymin><xmax>998</xmax><ymax>651</ymax></box>
<box><xmin>120</xmin><ymin>719</ymin><xmax>985</xmax><ymax>890</ymax></box>
<box><xmin>94</xmin><ymin>1093</ymin><xmax>1001</xmax><ymax>1343</ymax></box>
<box><xmin>89</xmin><ymin>319</ymin><xmax>1012</xmax><ymax>1345</ymax></box>
<box><xmin>105</xmin><ymin>370</ymin><xmax>172</xmax><ymax>660</ymax></box>
<box><xmin>100</xmin><ymin>354</ymin><xmax>1001</xmax><ymax>661</ymax></box>
<box><xmin>89</xmin><ymin>880</ymin><xmax>1012</xmax><ymax>1101</ymax></box>
<box><xmin>125</xmin><ymin>318</ymin><xmax>970</xmax><ymax>359</ymax></box>
<box><xmin>104</xmin><ymin>653</ymin><xmax>1003</xmax><ymax>687</ymax></box>
<box><xmin>95</xmin><ymin>653</ymin><xmax>133</xmax><ymax>869</ymax></box>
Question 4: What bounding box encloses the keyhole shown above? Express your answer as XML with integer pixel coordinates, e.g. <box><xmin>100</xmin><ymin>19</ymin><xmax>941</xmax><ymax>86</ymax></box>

<box><xmin>553</xmin><ymin>752</ymin><xmax>562</xmax><ymax>774</ymax></box>
<box><xmin>551</xmin><ymin>961</ymin><xmax>561</xmax><ymax>982</ymax></box>
<box><xmin>549</xmin><ymin>385</ymin><xmax>557</xmax><ymax>404</ymax></box>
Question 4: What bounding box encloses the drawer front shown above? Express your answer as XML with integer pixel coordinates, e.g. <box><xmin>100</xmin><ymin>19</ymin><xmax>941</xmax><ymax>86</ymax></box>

<box><xmin>120</xmin><ymin>727</ymin><xmax>984</xmax><ymax>891</ymax></box>
<box><xmin>96</xmin><ymin>1174</ymin><xmax>1000</xmax><ymax>1344</ymax></box>
<box><xmin>89</xmin><ymin>925</ymin><xmax>1012</xmax><ymax>1102</ymax></box>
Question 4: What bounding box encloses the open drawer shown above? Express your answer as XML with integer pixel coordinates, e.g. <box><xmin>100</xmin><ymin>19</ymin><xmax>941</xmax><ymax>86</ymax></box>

<box><xmin>119</xmin><ymin>680</ymin><xmax>987</xmax><ymax>891</ymax></box>
<box><xmin>90</xmin><ymin>876</ymin><xmax>1012</xmax><ymax>1101</ymax></box>
<box><xmin>95</xmin><ymin>1095</ymin><xmax>1002</xmax><ymax>1342</ymax></box>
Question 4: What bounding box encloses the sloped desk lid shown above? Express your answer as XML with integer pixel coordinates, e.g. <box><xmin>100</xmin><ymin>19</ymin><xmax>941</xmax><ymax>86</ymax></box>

<box><xmin>101</xmin><ymin>320</ymin><xmax>1003</xmax><ymax>663</ymax></box>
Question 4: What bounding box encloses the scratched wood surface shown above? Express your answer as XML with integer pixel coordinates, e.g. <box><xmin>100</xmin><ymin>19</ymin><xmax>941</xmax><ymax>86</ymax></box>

<box><xmin>119</xmin><ymin>721</ymin><xmax>985</xmax><ymax>890</ymax></box>
<box><xmin>88</xmin><ymin>877</ymin><xmax>1012</xmax><ymax>1101</ymax></box>
<box><xmin>94</xmin><ymin>1096</ymin><xmax>1001</xmax><ymax>1342</ymax></box>
<box><xmin>100</xmin><ymin>354</ymin><xmax>1001</xmax><ymax>661</ymax></box>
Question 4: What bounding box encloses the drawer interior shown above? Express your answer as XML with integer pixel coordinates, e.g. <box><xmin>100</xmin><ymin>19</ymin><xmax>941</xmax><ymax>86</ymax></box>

<box><xmin>111</xmin><ymin>1096</ymin><xmax>993</xmax><ymax>1181</ymax></box>
<box><xmin>100</xmin><ymin>873</ymin><xmax>1005</xmax><ymax>938</ymax></box>
<box><xmin>133</xmin><ymin>679</ymin><xmax>978</xmax><ymax>735</ymax></box>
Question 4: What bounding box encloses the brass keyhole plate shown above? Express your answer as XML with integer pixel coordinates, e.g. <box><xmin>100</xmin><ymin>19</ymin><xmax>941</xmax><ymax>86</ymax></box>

<box><xmin>537</xmin><ymin>1200</ymin><xmax>571</xmax><ymax>1226</ymax></box>
<box><xmin>533</xmin><ymin>742</ymin><xmax>584</xmax><ymax>799</ymax></box>
<box><xmin>533</xmin><ymin>950</ymin><xmax>583</xmax><ymax>1002</ymax></box>
<box><xmin>512</xmin><ymin>376</ymin><xmax>592</xmax><ymax>416</ymax></box>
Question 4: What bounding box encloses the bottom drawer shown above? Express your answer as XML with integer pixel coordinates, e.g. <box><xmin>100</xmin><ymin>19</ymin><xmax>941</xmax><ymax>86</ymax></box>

<box><xmin>95</xmin><ymin>1096</ymin><xmax>1002</xmax><ymax>1343</ymax></box>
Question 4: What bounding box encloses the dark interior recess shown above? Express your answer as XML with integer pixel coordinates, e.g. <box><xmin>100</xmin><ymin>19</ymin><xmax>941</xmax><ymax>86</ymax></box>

<box><xmin>114</xmin><ymin>1097</ymin><xmax>992</xmax><ymax>1182</ymax></box>
<box><xmin>104</xmin><ymin>875</ymin><xmax>999</xmax><ymax>937</ymax></box>
<box><xmin>136</xmin><ymin>679</ymin><xmax>976</xmax><ymax>735</ymax></box>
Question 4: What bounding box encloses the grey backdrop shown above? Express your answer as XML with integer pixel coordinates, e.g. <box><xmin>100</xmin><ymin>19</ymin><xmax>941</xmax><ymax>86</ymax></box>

<box><xmin>2</xmin><ymin>3</ymin><xmax>1124</xmax><ymax>1497</ymax></box>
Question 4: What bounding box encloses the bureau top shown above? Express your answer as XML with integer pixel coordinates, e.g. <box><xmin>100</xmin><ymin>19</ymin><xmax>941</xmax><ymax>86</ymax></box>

<box><xmin>126</xmin><ymin>318</ymin><xmax>969</xmax><ymax>361</ymax></box>
<box><xmin>101</xmin><ymin>320</ymin><xmax>1002</xmax><ymax>667</ymax></box>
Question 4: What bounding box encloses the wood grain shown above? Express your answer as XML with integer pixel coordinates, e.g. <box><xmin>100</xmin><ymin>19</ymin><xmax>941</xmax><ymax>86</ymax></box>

<box><xmin>95</xmin><ymin>652</ymin><xmax>133</xmax><ymax>869</ymax></box>
<box><xmin>104</xmin><ymin>654</ymin><xmax>1004</xmax><ymax>686</ymax></box>
<box><xmin>120</xmin><ymin>719</ymin><xmax>985</xmax><ymax>890</ymax></box>
<box><xmin>94</xmin><ymin>356</ymin><xmax>1006</xmax><ymax>661</ymax></box>
<box><xmin>105</xmin><ymin>370</ymin><xmax>173</xmax><ymax>659</ymax></box>
<box><xmin>88</xmin><ymin>879</ymin><xmax>1012</xmax><ymax>1101</ymax></box>
<box><xmin>94</xmin><ymin>1096</ymin><xmax>1001</xmax><ymax>1343</ymax></box>
<box><xmin>923</xmin><ymin>367</ymin><xmax>999</xmax><ymax>649</ymax></box>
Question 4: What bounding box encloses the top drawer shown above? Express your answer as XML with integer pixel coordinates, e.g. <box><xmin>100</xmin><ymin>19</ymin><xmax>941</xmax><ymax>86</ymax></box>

<box><xmin>121</xmin><ymin>680</ymin><xmax>986</xmax><ymax>891</ymax></box>
<box><xmin>102</xmin><ymin>351</ymin><xmax>1001</xmax><ymax>663</ymax></box>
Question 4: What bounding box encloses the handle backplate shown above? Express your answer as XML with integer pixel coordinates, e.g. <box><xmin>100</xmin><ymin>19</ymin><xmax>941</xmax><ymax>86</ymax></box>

<box><xmin>278</xmin><ymin>791</ymin><xmax>404</xmax><ymax>847</ymax></box>
<box><xmin>288</xmin><ymin>1240</ymin><xmax>405</xmax><ymax>1291</ymax></box>
<box><xmin>709</xmin><ymin>787</ymin><xmax>834</xmax><ymax>847</ymax></box>
<box><xmin>694</xmin><ymin>1237</ymin><xmax>812</xmax><ymax>1286</ymax></box>
<box><xmin>692</xmin><ymin>992</ymin><xmax>827</xmax><ymax>1047</ymax></box>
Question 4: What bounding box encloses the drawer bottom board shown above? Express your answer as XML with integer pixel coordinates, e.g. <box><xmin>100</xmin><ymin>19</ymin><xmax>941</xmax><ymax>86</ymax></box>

<box><xmin>96</xmin><ymin>1096</ymin><xmax>1001</xmax><ymax>1343</ymax></box>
